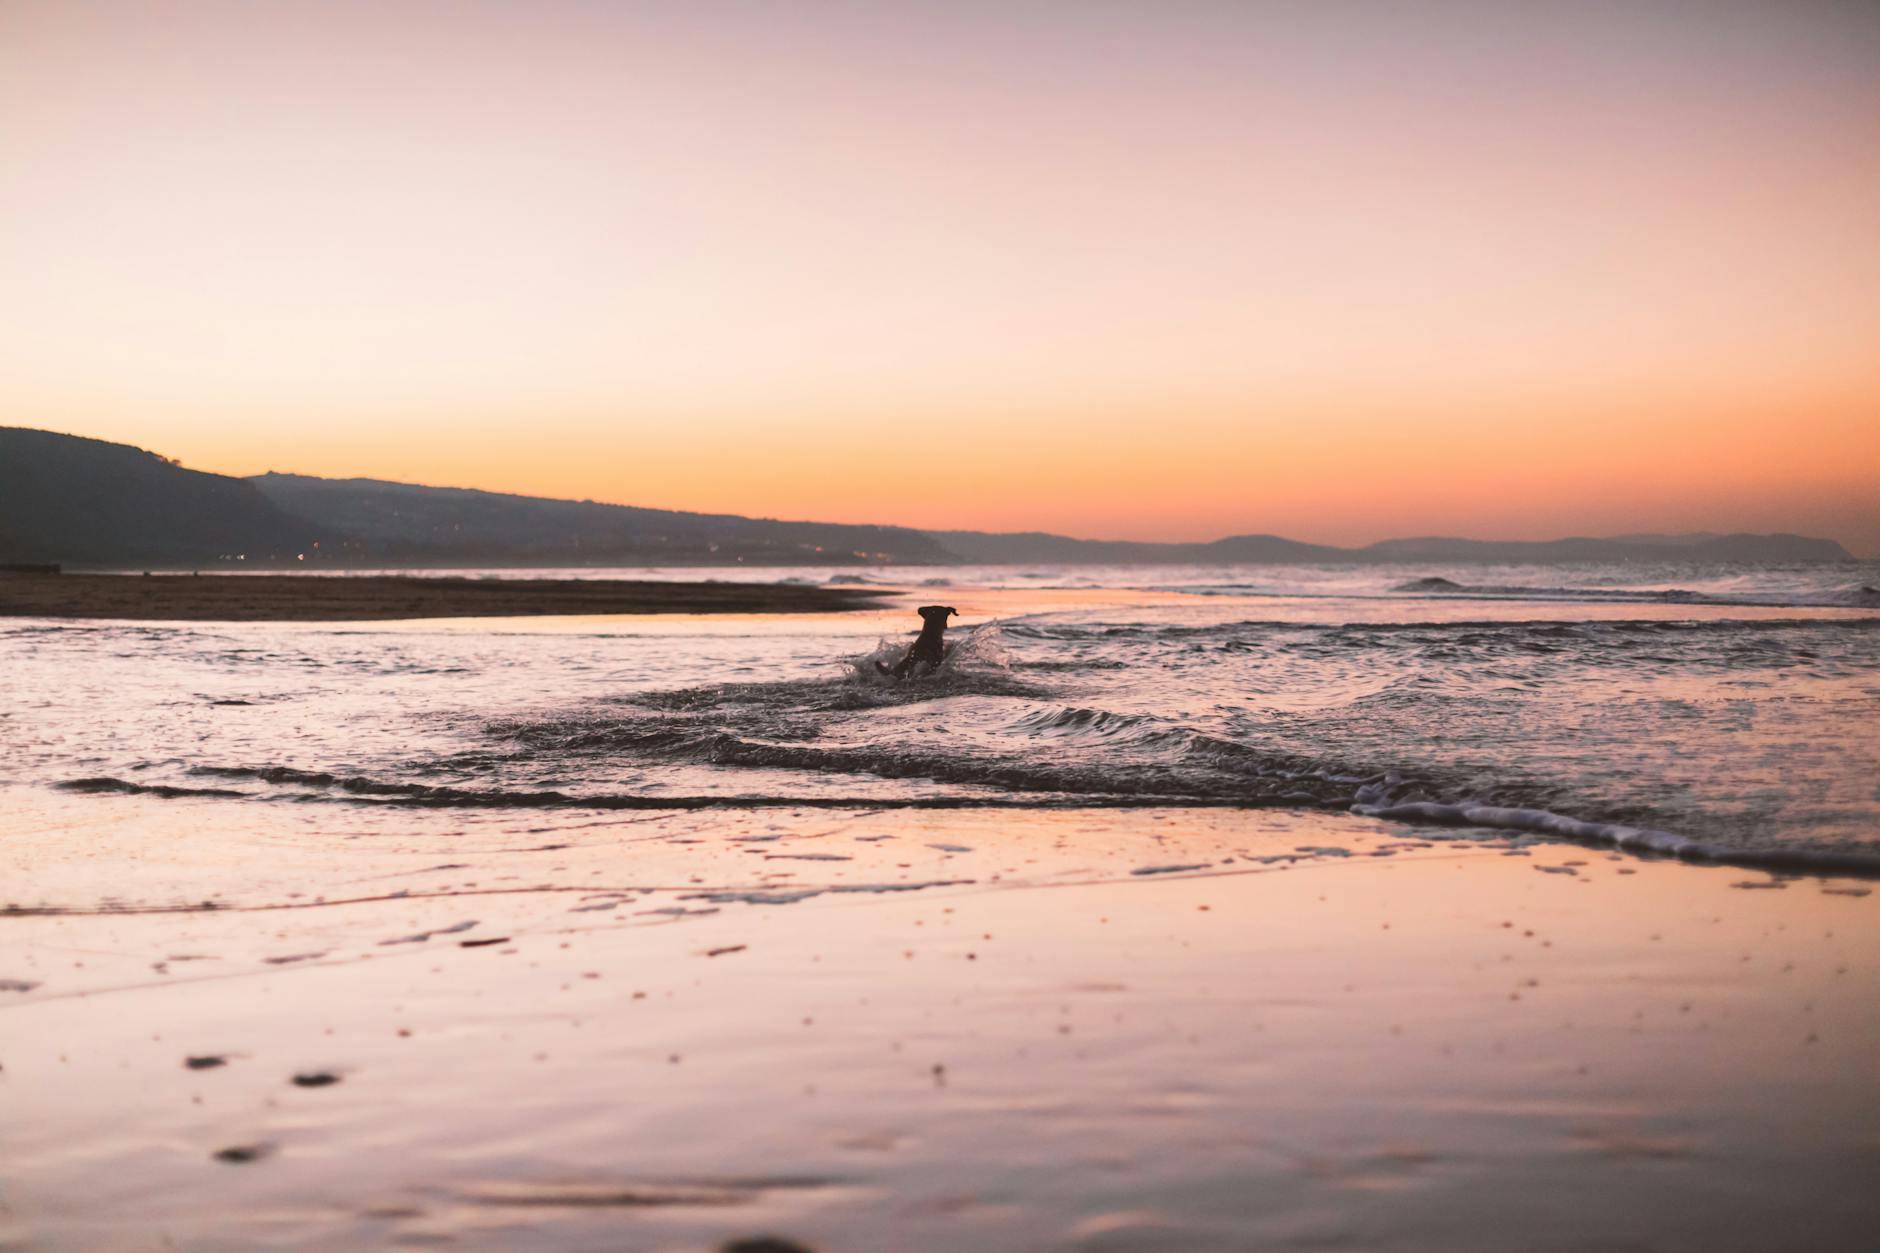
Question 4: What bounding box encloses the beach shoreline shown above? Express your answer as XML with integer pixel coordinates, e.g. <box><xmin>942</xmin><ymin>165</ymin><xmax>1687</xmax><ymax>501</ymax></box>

<box><xmin>5</xmin><ymin>566</ymin><xmax>1877</xmax><ymax>1250</ymax></box>
<box><xmin>0</xmin><ymin>573</ymin><xmax>889</xmax><ymax>621</ymax></box>
<box><xmin>2</xmin><ymin>796</ymin><xmax>1874</xmax><ymax>1252</ymax></box>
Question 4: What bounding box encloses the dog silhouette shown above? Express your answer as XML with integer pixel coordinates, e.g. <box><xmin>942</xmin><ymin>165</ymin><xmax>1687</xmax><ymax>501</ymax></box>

<box><xmin>880</xmin><ymin>605</ymin><xmax>958</xmax><ymax>680</ymax></box>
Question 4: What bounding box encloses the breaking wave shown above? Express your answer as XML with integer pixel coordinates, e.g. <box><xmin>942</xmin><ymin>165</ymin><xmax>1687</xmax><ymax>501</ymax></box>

<box><xmin>1387</xmin><ymin>576</ymin><xmax>1880</xmax><ymax>608</ymax></box>
<box><xmin>32</xmin><ymin>608</ymin><xmax>1880</xmax><ymax>878</ymax></box>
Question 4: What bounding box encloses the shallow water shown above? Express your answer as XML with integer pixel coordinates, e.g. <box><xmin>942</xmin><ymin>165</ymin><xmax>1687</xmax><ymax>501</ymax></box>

<box><xmin>6</xmin><ymin>561</ymin><xmax>1878</xmax><ymax>863</ymax></box>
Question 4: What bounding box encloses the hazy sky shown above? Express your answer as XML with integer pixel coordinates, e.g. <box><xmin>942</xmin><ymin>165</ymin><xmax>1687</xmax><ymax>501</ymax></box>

<box><xmin>3</xmin><ymin>1</ymin><xmax>1876</xmax><ymax>551</ymax></box>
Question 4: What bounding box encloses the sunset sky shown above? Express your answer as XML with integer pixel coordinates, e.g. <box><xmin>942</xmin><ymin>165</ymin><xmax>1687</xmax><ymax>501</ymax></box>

<box><xmin>3</xmin><ymin>1</ymin><xmax>1876</xmax><ymax>552</ymax></box>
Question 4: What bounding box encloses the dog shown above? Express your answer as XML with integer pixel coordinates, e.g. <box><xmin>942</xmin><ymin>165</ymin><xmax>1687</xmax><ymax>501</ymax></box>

<box><xmin>880</xmin><ymin>605</ymin><xmax>959</xmax><ymax>680</ymax></box>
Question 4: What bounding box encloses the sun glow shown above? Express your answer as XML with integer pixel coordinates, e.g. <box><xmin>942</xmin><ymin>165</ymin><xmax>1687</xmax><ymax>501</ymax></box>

<box><xmin>3</xmin><ymin>2</ymin><xmax>1876</xmax><ymax>549</ymax></box>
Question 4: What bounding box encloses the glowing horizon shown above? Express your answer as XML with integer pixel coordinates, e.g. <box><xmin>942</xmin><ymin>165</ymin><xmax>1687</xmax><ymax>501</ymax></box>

<box><xmin>3</xmin><ymin>2</ymin><xmax>1876</xmax><ymax>553</ymax></box>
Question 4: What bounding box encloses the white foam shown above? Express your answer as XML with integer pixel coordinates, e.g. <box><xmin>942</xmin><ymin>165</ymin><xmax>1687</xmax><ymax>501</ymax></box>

<box><xmin>1351</xmin><ymin>801</ymin><xmax>1880</xmax><ymax>876</ymax></box>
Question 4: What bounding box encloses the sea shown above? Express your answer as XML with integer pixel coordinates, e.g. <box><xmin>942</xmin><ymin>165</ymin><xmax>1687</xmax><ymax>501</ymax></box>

<box><xmin>5</xmin><ymin>560</ymin><xmax>1879</xmax><ymax>875</ymax></box>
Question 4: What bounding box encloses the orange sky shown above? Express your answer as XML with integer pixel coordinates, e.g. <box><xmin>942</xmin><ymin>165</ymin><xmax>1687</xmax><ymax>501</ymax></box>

<box><xmin>2</xmin><ymin>2</ymin><xmax>1876</xmax><ymax>552</ymax></box>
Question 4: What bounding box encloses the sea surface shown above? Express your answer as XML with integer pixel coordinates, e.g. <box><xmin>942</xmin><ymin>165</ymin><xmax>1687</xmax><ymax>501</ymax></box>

<box><xmin>6</xmin><ymin>560</ymin><xmax>1878</xmax><ymax>871</ymax></box>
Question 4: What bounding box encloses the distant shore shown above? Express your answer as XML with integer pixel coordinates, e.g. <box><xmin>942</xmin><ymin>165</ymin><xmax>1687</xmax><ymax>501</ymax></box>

<box><xmin>0</xmin><ymin>573</ymin><xmax>889</xmax><ymax>621</ymax></box>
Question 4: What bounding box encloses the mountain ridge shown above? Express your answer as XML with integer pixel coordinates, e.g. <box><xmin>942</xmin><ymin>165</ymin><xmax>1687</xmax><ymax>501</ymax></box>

<box><xmin>0</xmin><ymin>427</ymin><xmax>317</xmax><ymax>565</ymax></box>
<box><xmin>0</xmin><ymin>428</ymin><xmax>1858</xmax><ymax>566</ymax></box>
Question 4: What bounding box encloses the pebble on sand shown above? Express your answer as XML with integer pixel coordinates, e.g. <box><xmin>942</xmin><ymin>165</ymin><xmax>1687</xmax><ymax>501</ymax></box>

<box><xmin>292</xmin><ymin>1071</ymin><xmax>342</xmax><ymax>1087</ymax></box>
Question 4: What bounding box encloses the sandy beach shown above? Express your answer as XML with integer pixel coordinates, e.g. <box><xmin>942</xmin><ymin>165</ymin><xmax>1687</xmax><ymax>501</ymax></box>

<box><xmin>3</xmin><ymin>794</ymin><xmax>1875</xmax><ymax>1252</ymax></box>
<box><xmin>0</xmin><ymin>574</ymin><xmax>888</xmax><ymax>621</ymax></box>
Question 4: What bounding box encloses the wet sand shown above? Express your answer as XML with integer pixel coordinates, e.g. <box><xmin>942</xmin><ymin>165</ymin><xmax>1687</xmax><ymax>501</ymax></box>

<box><xmin>3</xmin><ymin>796</ymin><xmax>1875</xmax><ymax>1252</ymax></box>
<box><xmin>0</xmin><ymin>573</ymin><xmax>888</xmax><ymax>620</ymax></box>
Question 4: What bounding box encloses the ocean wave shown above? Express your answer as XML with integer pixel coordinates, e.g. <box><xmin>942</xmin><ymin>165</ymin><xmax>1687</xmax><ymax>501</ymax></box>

<box><xmin>41</xmin><ymin>610</ymin><xmax>1880</xmax><ymax>878</ymax></box>
<box><xmin>1387</xmin><ymin>576</ymin><xmax>1880</xmax><ymax>609</ymax></box>
<box><xmin>505</xmin><ymin>725</ymin><xmax>1358</xmax><ymax>807</ymax></box>
<box><xmin>410</xmin><ymin>692</ymin><xmax>1611</xmax><ymax>830</ymax></box>
<box><xmin>1011</xmin><ymin>705</ymin><xmax>1169</xmax><ymax>740</ymax></box>
<box><xmin>64</xmin><ymin>760</ymin><xmax>1880</xmax><ymax>876</ymax></box>
<box><xmin>1106</xmin><ymin>577</ymin><xmax>1879</xmax><ymax>609</ymax></box>
<box><xmin>1352</xmin><ymin>801</ymin><xmax>1880</xmax><ymax>876</ymax></box>
<box><xmin>66</xmin><ymin>774</ymin><xmax>1286</xmax><ymax>811</ymax></box>
<box><xmin>1001</xmin><ymin>617</ymin><xmax>1880</xmax><ymax>643</ymax></box>
<box><xmin>1391</xmin><ymin>576</ymin><xmax>1714</xmax><ymax>601</ymax></box>
<box><xmin>55</xmin><ymin>776</ymin><xmax>250</xmax><ymax>799</ymax></box>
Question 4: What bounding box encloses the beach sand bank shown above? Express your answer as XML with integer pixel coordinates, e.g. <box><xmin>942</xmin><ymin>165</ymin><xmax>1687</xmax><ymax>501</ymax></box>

<box><xmin>0</xmin><ymin>573</ymin><xmax>888</xmax><ymax>621</ymax></box>
<box><xmin>3</xmin><ymin>797</ymin><xmax>1874</xmax><ymax>1252</ymax></box>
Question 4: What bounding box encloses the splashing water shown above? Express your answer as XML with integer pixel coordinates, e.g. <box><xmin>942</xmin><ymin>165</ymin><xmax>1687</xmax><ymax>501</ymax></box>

<box><xmin>5</xmin><ymin>564</ymin><xmax>1878</xmax><ymax>873</ymax></box>
<box><xmin>845</xmin><ymin>620</ymin><xmax>1013</xmax><ymax>686</ymax></box>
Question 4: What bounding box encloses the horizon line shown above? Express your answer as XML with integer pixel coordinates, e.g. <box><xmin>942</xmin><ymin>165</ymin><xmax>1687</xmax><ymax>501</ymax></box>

<box><xmin>7</xmin><ymin>425</ymin><xmax>1866</xmax><ymax>556</ymax></box>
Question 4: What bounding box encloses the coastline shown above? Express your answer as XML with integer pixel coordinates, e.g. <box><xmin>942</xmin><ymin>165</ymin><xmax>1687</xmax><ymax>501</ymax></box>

<box><xmin>4</xmin><ymin>571</ymin><xmax>1876</xmax><ymax>1250</ymax></box>
<box><xmin>0</xmin><ymin>573</ymin><xmax>889</xmax><ymax>621</ymax></box>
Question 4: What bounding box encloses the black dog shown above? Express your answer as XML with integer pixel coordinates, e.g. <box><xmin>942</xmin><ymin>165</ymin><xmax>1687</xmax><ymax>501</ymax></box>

<box><xmin>881</xmin><ymin>605</ymin><xmax>958</xmax><ymax>680</ymax></box>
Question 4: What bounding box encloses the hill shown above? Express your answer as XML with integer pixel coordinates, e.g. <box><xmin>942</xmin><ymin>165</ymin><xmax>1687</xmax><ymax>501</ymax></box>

<box><xmin>248</xmin><ymin>473</ymin><xmax>951</xmax><ymax>566</ymax></box>
<box><xmin>928</xmin><ymin>530</ymin><xmax>1343</xmax><ymax>563</ymax></box>
<box><xmin>0</xmin><ymin>428</ymin><xmax>1856</xmax><ymax>567</ymax></box>
<box><xmin>0</xmin><ymin>427</ymin><xmax>317</xmax><ymax>566</ymax></box>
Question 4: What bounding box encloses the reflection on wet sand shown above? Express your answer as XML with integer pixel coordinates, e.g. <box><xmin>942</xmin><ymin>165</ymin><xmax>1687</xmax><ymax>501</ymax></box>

<box><xmin>3</xmin><ymin>798</ymin><xmax>1875</xmax><ymax>1251</ymax></box>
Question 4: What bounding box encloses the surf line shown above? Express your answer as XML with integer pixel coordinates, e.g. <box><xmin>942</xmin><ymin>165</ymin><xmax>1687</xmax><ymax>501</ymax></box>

<box><xmin>1354</xmin><ymin>801</ymin><xmax>1880</xmax><ymax>878</ymax></box>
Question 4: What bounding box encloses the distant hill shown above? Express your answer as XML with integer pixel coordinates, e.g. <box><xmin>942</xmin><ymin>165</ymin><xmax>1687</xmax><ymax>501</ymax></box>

<box><xmin>933</xmin><ymin>529</ymin><xmax>1850</xmax><ymax>565</ymax></box>
<box><xmin>0</xmin><ymin>427</ymin><xmax>317</xmax><ymax>566</ymax></box>
<box><xmin>0</xmin><ymin>429</ymin><xmax>949</xmax><ymax>567</ymax></box>
<box><xmin>929</xmin><ymin>530</ymin><xmax>1343</xmax><ymax>564</ymax></box>
<box><xmin>248</xmin><ymin>473</ymin><xmax>952</xmax><ymax>566</ymax></box>
<box><xmin>0</xmin><ymin>427</ymin><xmax>1857</xmax><ymax>567</ymax></box>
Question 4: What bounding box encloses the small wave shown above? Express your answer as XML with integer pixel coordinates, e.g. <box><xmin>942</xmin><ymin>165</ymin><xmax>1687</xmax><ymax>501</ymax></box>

<box><xmin>1012</xmin><ymin>706</ymin><xmax>1167</xmax><ymax>740</ymax></box>
<box><xmin>616</xmin><ymin>673</ymin><xmax>1041</xmax><ymax>721</ymax></box>
<box><xmin>1000</xmin><ymin>617</ymin><xmax>1880</xmax><ymax>645</ymax></box>
<box><xmin>1394</xmin><ymin>579</ymin><xmax>1707</xmax><ymax>603</ymax></box>
<box><xmin>55</xmin><ymin>776</ymin><xmax>250</xmax><ymax>799</ymax></box>
<box><xmin>60</xmin><ymin>762</ymin><xmax>1880</xmax><ymax>876</ymax></box>
<box><xmin>97</xmin><ymin>779</ymin><xmax>1312</xmax><ymax>811</ymax></box>
<box><xmin>1387</xmin><ymin>577</ymin><xmax>1876</xmax><ymax>609</ymax></box>
<box><xmin>191</xmin><ymin>764</ymin><xmax>354</xmax><ymax>788</ymax></box>
<box><xmin>1353</xmin><ymin>801</ymin><xmax>1880</xmax><ymax>876</ymax></box>
<box><xmin>1115</xmin><ymin>578</ymin><xmax>1878</xmax><ymax>609</ymax></box>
